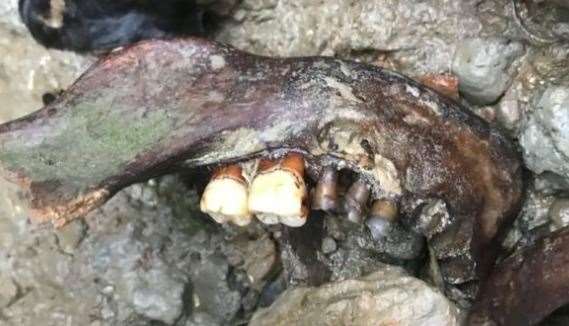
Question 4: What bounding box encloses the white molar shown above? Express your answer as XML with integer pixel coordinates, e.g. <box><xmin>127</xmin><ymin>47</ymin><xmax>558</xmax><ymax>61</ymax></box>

<box><xmin>200</xmin><ymin>176</ymin><xmax>252</xmax><ymax>226</ymax></box>
<box><xmin>248</xmin><ymin>169</ymin><xmax>307</xmax><ymax>227</ymax></box>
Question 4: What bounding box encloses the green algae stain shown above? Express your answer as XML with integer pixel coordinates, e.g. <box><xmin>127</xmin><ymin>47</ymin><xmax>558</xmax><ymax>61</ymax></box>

<box><xmin>0</xmin><ymin>95</ymin><xmax>173</xmax><ymax>189</ymax></box>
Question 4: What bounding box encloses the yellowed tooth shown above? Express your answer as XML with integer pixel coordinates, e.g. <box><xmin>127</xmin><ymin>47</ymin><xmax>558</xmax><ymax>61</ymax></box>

<box><xmin>248</xmin><ymin>153</ymin><xmax>308</xmax><ymax>227</ymax></box>
<box><xmin>200</xmin><ymin>165</ymin><xmax>252</xmax><ymax>226</ymax></box>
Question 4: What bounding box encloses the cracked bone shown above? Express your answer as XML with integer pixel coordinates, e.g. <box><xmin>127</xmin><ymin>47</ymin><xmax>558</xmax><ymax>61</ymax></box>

<box><xmin>200</xmin><ymin>164</ymin><xmax>252</xmax><ymax>226</ymax></box>
<box><xmin>248</xmin><ymin>153</ymin><xmax>308</xmax><ymax>227</ymax></box>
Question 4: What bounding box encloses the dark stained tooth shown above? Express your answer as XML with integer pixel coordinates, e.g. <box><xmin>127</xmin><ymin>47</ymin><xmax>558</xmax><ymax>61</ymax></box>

<box><xmin>312</xmin><ymin>166</ymin><xmax>338</xmax><ymax>212</ymax></box>
<box><xmin>343</xmin><ymin>179</ymin><xmax>370</xmax><ymax>224</ymax></box>
<box><xmin>365</xmin><ymin>199</ymin><xmax>399</xmax><ymax>240</ymax></box>
<box><xmin>370</xmin><ymin>199</ymin><xmax>398</xmax><ymax>222</ymax></box>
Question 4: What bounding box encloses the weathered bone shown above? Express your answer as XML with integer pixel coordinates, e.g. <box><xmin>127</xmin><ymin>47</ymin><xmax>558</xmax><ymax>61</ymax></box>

<box><xmin>0</xmin><ymin>38</ymin><xmax>522</xmax><ymax>287</ymax></box>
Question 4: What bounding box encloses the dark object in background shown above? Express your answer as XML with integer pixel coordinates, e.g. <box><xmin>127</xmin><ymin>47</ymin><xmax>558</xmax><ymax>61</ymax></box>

<box><xmin>469</xmin><ymin>228</ymin><xmax>569</xmax><ymax>326</ymax></box>
<box><xmin>19</xmin><ymin>0</ymin><xmax>225</xmax><ymax>52</ymax></box>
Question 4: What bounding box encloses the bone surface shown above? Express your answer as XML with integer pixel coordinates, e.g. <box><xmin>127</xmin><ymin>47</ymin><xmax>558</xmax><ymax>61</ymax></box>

<box><xmin>248</xmin><ymin>153</ymin><xmax>308</xmax><ymax>227</ymax></box>
<box><xmin>312</xmin><ymin>166</ymin><xmax>338</xmax><ymax>212</ymax></box>
<box><xmin>200</xmin><ymin>164</ymin><xmax>252</xmax><ymax>226</ymax></box>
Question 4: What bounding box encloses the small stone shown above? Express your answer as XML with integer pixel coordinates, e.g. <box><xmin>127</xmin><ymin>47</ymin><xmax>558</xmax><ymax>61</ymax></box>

<box><xmin>520</xmin><ymin>86</ymin><xmax>569</xmax><ymax>187</ymax></box>
<box><xmin>452</xmin><ymin>37</ymin><xmax>524</xmax><ymax>105</ymax></box>
<box><xmin>102</xmin><ymin>285</ymin><xmax>114</xmax><ymax>295</ymax></box>
<box><xmin>243</xmin><ymin>236</ymin><xmax>277</xmax><ymax>287</ymax></box>
<box><xmin>190</xmin><ymin>256</ymin><xmax>241</xmax><ymax>323</ymax></box>
<box><xmin>321</xmin><ymin>237</ymin><xmax>337</xmax><ymax>254</ymax></box>
<box><xmin>535</xmin><ymin>173</ymin><xmax>569</xmax><ymax>195</ymax></box>
<box><xmin>56</xmin><ymin>219</ymin><xmax>87</xmax><ymax>254</ymax></box>
<box><xmin>225</xmin><ymin>233</ymin><xmax>278</xmax><ymax>288</ymax></box>
<box><xmin>550</xmin><ymin>198</ymin><xmax>569</xmax><ymax>230</ymax></box>
<box><xmin>132</xmin><ymin>278</ymin><xmax>186</xmax><ymax>325</ymax></box>
<box><xmin>496</xmin><ymin>85</ymin><xmax>522</xmax><ymax>131</ymax></box>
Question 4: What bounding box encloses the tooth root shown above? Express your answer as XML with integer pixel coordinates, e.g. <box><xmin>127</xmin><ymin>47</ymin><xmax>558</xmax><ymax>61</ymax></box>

<box><xmin>366</xmin><ymin>199</ymin><xmax>398</xmax><ymax>240</ymax></box>
<box><xmin>200</xmin><ymin>165</ymin><xmax>252</xmax><ymax>226</ymax></box>
<box><xmin>343</xmin><ymin>179</ymin><xmax>370</xmax><ymax>224</ymax></box>
<box><xmin>249</xmin><ymin>153</ymin><xmax>308</xmax><ymax>227</ymax></box>
<box><xmin>313</xmin><ymin>166</ymin><xmax>338</xmax><ymax>212</ymax></box>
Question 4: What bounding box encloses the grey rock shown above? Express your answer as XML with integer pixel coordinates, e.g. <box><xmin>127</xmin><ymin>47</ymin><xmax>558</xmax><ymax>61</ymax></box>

<box><xmin>0</xmin><ymin>0</ymin><xmax>24</xmax><ymax>33</ymax></box>
<box><xmin>535</xmin><ymin>172</ymin><xmax>569</xmax><ymax>195</ymax></box>
<box><xmin>0</xmin><ymin>176</ymin><xmax>243</xmax><ymax>326</ymax></box>
<box><xmin>184</xmin><ymin>312</ymin><xmax>219</xmax><ymax>326</ymax></box>
<box><xmin>190</xmin><ymin>254</ymin><xmax>241</xmax><ymax>323</ymax></box>
<box><xmin>131</xmin><ymin>269</ymin><xmax>187</xmax><ymax>324</ymax></box>
<box><xmin>223</xmin><ymin>231</ymin><xmax>278</xmax><ymax>290</ymax></box>
<box><xmin>503</xmin><ymin>189</ymin><xmax>555</xmax><ymax>251</ymax></box>
<box><xmin>0</xmin><ymin>11</ymin><xmax>92</xmax><ymax>125</ymax></box>
<box><xmin>217</xmin><ymin>0</ymin><xmax>514</xmax><ymax>75</ymax></box>
<box><xmin>321</xmin><ymin>237</ymin><xmax>337</xmax><ymax>254</ymax></box>
<box><xmin>520</xmin><ymin>86</ymin><xmax>569</xmax><ymax>185</ymax></box>
<box><xmin>55</xmin><ymin>219</ymin><xmax>87</xmax><ymax>254</ymax></box>
<box><xmin>0</xmin><ymin>274</ymin><xmax>18</xmax><ymax>307</ymax></box>
<box><xmin>549</xmin><ymin>198</ymin><xmax>569</xmax><ymax>230</ymax></box>
<box><xmin>496</xmin><ymin>82</ymin><xmax>523</xmax><ymax>132</ymax></box>
<box><xmin>452</xmin><ymin>37</ymin><xmax>524</xmax><ymax>104</ymax></box>
<box><xmin>250</xmin><ymin>265</ymin><xmax>463</xmax><ymax>326</ymax></box>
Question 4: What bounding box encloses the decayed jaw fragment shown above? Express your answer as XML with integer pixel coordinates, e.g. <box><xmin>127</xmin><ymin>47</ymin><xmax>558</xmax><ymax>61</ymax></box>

<box><xmin>200</xmin><ymin>164</ymin><xmax>252</xmax><ymax>226</ymax></box>
<box><xmin>248</xmin><ymin>153</ymin><xmax>309</xmax><ymax>227</ymax></box>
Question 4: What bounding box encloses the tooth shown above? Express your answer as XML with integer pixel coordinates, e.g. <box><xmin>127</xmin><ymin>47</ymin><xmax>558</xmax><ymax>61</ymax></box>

<box><xmin>366</xmin><ymin>199</ymin><xmax>399</xmax><ymax>240</ymax></box>
<box><xmin>370</xmin><ymin>199</ymin><xmax>398</xmax><ymax>222</ymax></box>
<box><xmin>343</xmin><ymin>179</ymin><xmax>370</xmax><ymax>224</ymax></box>
<box><xmin>312</xmin><ymin>166</ymin><xmax>338</xmax><ymax>212</ymax></box>
<box><xmin>249</xmin><ymin>153</ymin><xmax>308</xmax><ymax>227</ymax></box>
<box><xmin>200</xmin><ymin>164</ymin><xmax>252</xmax><ymax>226</ymax></box>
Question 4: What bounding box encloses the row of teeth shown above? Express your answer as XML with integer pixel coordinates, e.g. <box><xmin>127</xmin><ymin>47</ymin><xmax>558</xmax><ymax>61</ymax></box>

<box><xmin>199</xmin><ymin>153</ymin><xmax>398</xmax><ymax>229</ymax></box>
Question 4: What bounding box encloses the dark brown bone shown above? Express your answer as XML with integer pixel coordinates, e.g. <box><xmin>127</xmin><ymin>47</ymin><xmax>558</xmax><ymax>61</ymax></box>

<box><xmin>0</xmin><ymin>38</ymin><xmax>522</xmax><ymax>285</ymax></box>
<box><xmin>469</xmin><ymin>228</ymin><xmax>569</xmax><ymax>326</ymax></box>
